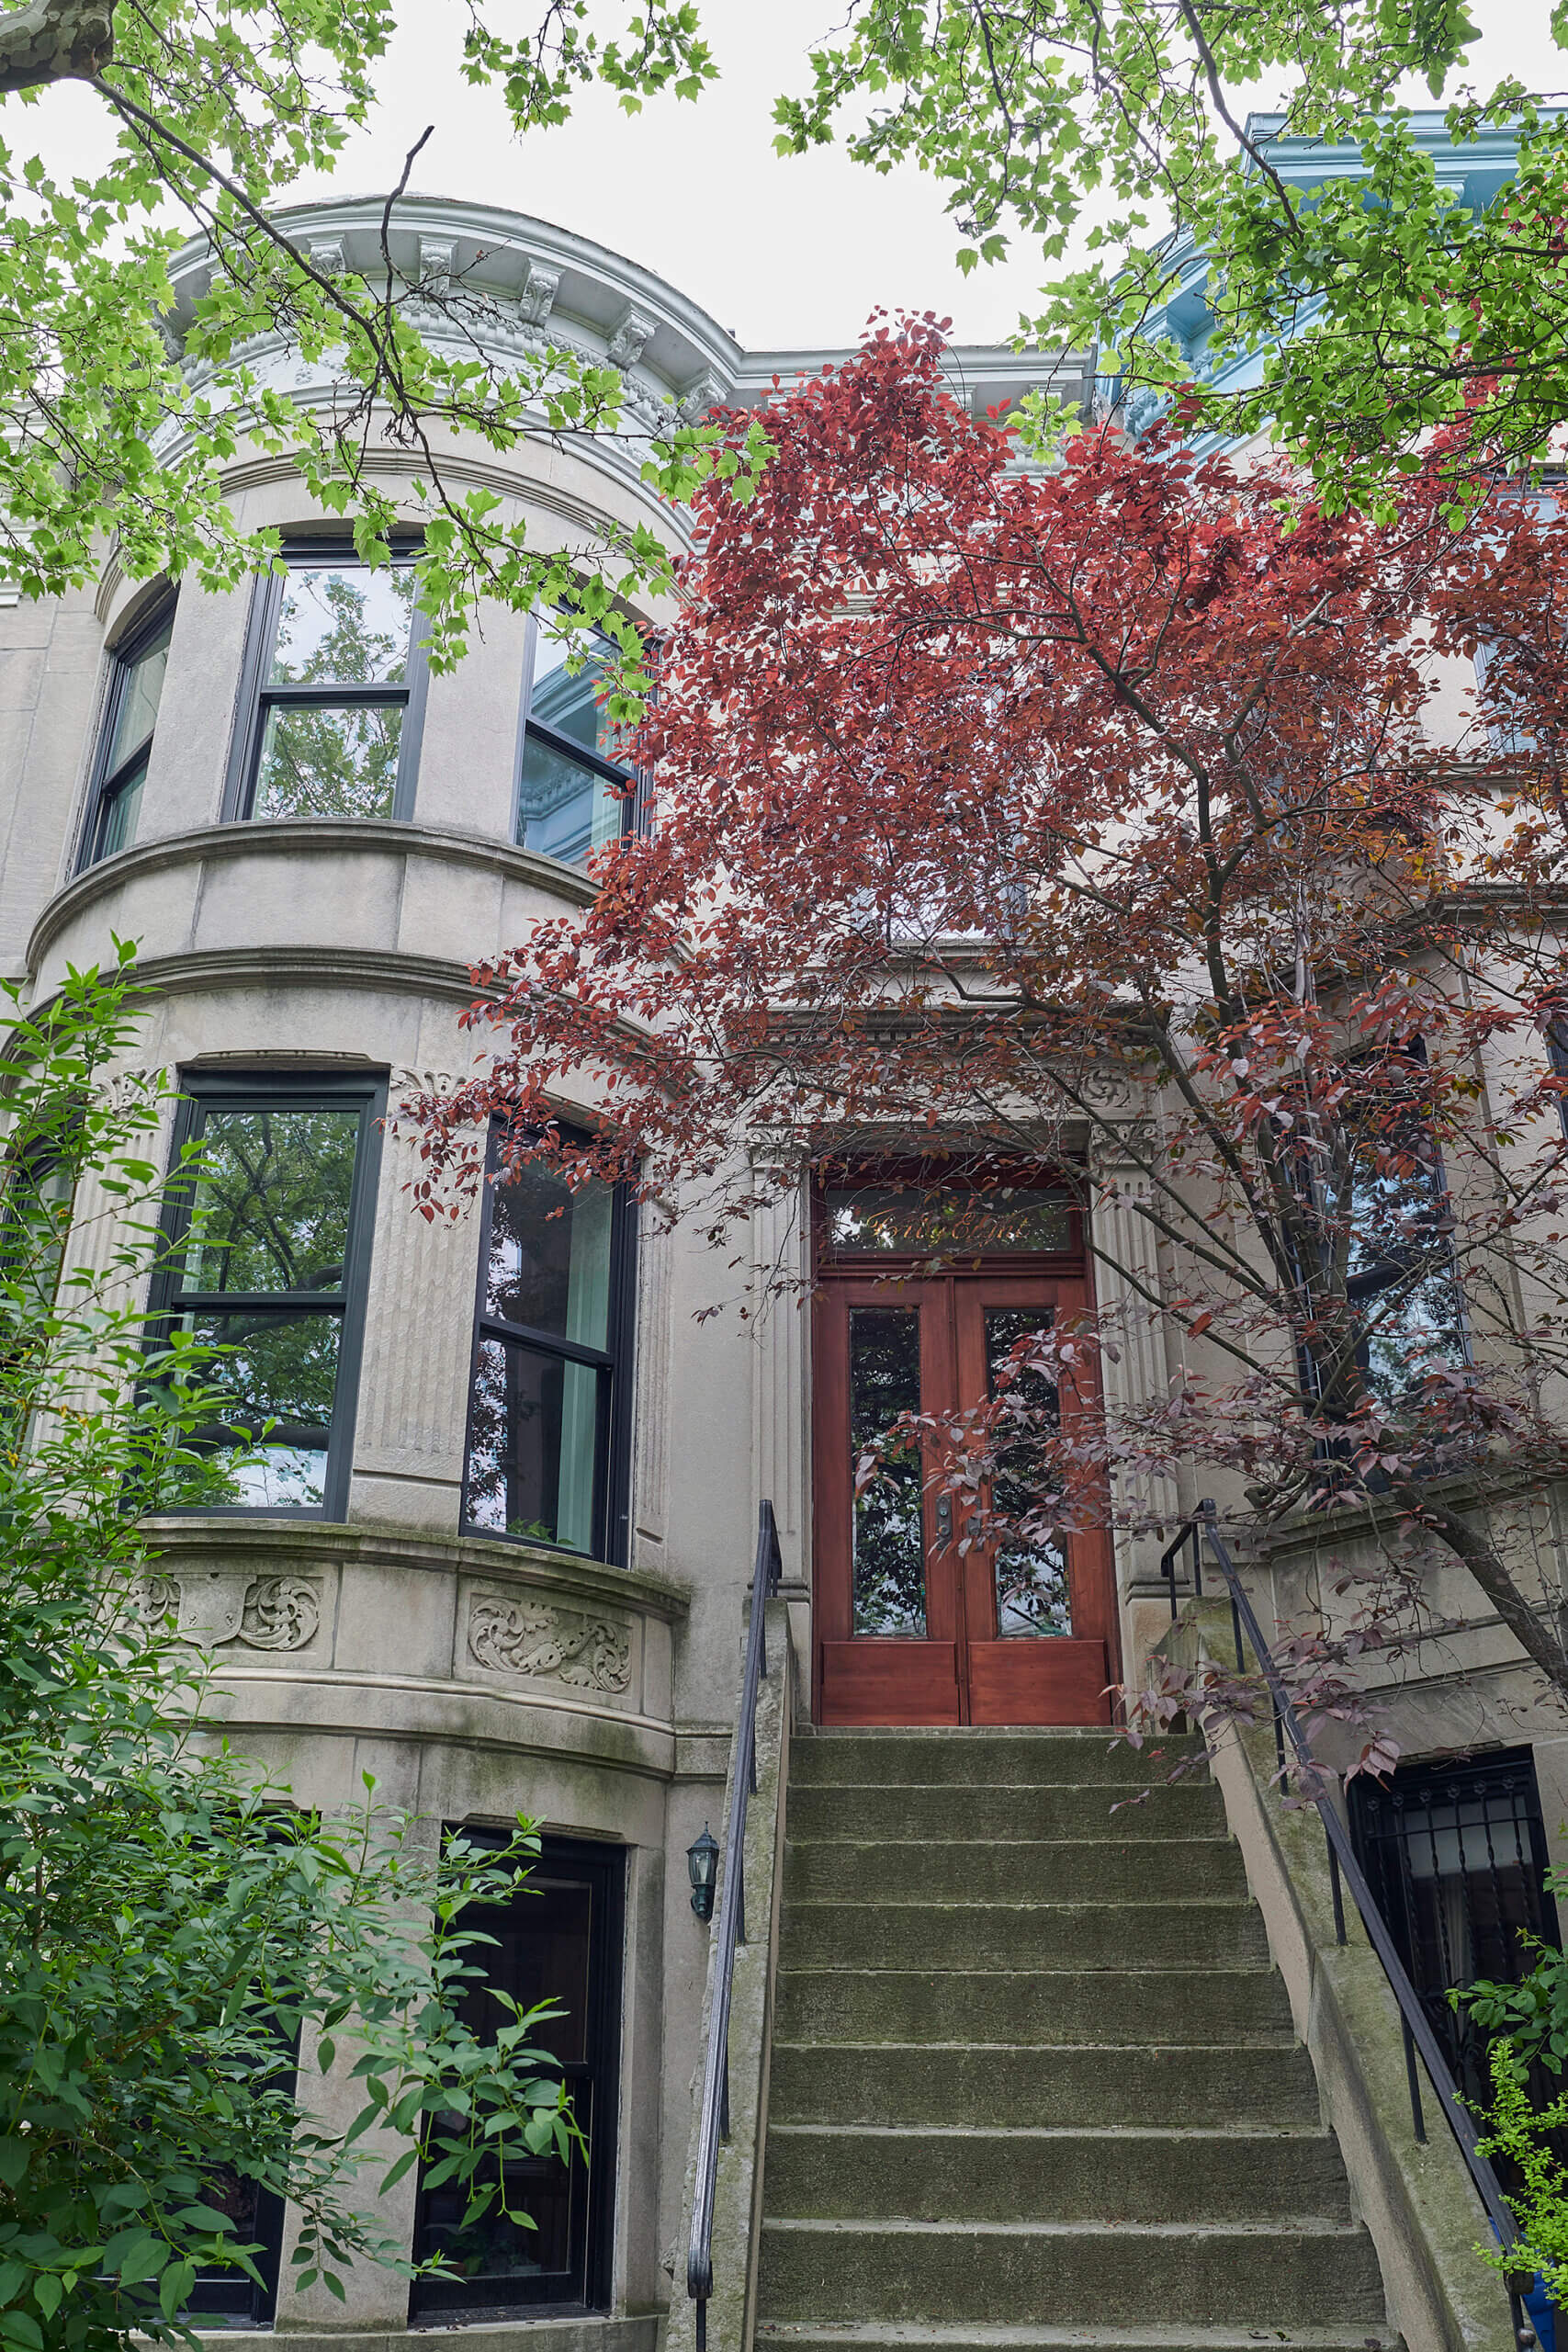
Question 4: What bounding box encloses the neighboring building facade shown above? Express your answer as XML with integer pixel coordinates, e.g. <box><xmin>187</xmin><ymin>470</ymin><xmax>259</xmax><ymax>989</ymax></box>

<box><xmin>4</xmin><ymin>158</ymin><xmax>1566</xmax><ymax>2352</ymax></box>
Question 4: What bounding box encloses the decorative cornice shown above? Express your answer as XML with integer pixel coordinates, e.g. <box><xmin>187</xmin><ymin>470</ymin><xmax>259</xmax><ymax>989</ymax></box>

<box><xmin>161</xmin><ymin>193</ymin><xmax>1089</xmax><ymax>431</ymax></box>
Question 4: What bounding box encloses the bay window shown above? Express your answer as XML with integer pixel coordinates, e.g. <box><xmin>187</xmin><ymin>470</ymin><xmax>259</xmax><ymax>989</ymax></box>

<box><xmin>149</xmin><ymin>1072</ymin><xmax>383</xmax><ymax>1515</ymax></box>
<box><xmin>228</xmin><ymin>550</ymin><xmax>427</xmax><ymax>822</ymax></box>
<box><xmin>514</xmin><ymin>613</ymin><xmax>638</xmax><ymax>867</ymax></box>
<box><xmin>463</xmin><ymin>1137</ymin><xmax>634</xmax><ymax>1561</ymax></box>
<box><xmin>79</xmin><ymin>597</ymin><xmax>175</xmax><ymax>868</ymax></box>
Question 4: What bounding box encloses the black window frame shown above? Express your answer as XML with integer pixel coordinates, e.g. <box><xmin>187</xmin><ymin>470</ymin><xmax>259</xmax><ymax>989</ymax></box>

<box><xmin>76</xmin><ymin>591</ymin><xmax>177</xmax><ymax>872</ymax></box>
<box><xmin>461</xmin><ymin>1125</ymin><xmax>636</xmax><ymax>1566</ymax></box>
<box><xmin>513</xmin><ymin>607</ymin><xmax>646</xmax><ymax>869</ymax></box>
<box><xmin>408</xmin><ymin>1832</ymin><xmax>626</xmax><ymax>2322</ymax></box>
<box><xmin>224</xmin><ymin>539</ymin><xmax>430</xmax><ymax>826</ymax></box>
<box><xmin>1291</xmin><ymin>1040</ymin><xmax>1470</xmax><ymax>1430</ymax></box>
<box><xmin>1349</xmin><ymin>1746</ymin><xmax>1561</xmax><ymax>2131</ymax></box>
<box><xmin>1549</xmin><ymin>1019</ymin><xmax>1568</xmax><ymax>1143</ymax></box>
<box><xmin>146</xmin><ymin>1067</ymin><xmax>386</xmax><ymax>1521</ymax></box>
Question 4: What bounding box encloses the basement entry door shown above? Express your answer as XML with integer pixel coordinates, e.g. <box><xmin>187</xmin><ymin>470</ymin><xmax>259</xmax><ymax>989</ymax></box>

<box><xmin>811</xmin><ymin>1181</ymin><xmax>1118</xmax><ymax>1726</ymax></box>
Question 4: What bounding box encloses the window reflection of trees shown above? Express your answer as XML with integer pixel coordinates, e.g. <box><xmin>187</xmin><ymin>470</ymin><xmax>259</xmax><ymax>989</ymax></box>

<box><xmin>252</xmin><ymin>567</ymin><xmax>417</xmax><ymax>822</ymax></box>
<box><xmin>172</xmin><ymin>1107</ymin><xmax>364</xmax><ymax>1510</ymax></box>
<box><xmin>984</xmin><ymin>1307</ymin><xmax>1071</xmax><ymax>1637</ymax></box>
<box><xmin>849</xmin><ymin>1306</ymin><xmax>927</xmax><ymax>1636</ymax></box>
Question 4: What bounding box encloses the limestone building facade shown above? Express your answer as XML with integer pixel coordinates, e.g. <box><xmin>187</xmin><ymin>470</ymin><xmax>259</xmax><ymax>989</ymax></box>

<box><xmin>4</xmin><ymin>173</ymin><xmax>1566</xmax><ymax>2352</ymax></box>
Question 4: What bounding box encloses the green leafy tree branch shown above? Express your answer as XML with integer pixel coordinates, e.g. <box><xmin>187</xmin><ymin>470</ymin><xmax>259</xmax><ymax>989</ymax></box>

<box><xmin>773</xmin><ymin>1</ymin><xmax>1568</xmax><ymax>512</ymax></box>
<box><xmin>0</xmin><ymin>945</ymin><xmax>580</xmax><ymax>2352</ymax></box>
<box><xmin>0</xmin><ymin>0</ymin><xmax>769</xmax><ymax>672</ymax></box>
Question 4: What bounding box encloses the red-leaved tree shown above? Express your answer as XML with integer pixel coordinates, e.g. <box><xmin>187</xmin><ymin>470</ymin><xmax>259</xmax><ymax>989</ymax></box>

<box><xmin>406</xmin><ymin>317</ymin><xmax>1568</xmax><ymax>1765</ymax></box>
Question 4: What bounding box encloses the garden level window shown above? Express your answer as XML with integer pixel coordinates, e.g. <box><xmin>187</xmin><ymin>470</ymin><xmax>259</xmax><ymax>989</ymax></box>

<box><xmin>229</xmin><ymin>551</ymin><xmax>427</xmax><ymax>822</ymax></box>
<box><xmin>515</xmin><ymin>612</ymin><xmax>638</xmax><ymax>867</ymax></box>
<box><xmin>409</xmin><ymin>1835</ymin><xmax>624</xmax><ymax>2321</ymax></box>
<box><xmin>79</xmin><ymin>597</ymin><xmax>175</xmax><ymax>867</ymax></box>
<box><xmin>1349</xmin><ymin>1748</ymin><xmax>1559</xmax><ymax>2122</ymax></box>
<box><xmin>148</xmin><ymin>1073</ymin><xmax>383</xmax><ymax>1516</ymax></box>
<box><xmin>463</xmin><ymin>1136</ymin><xmax>634</xmax><ymax>1561</ymax></box>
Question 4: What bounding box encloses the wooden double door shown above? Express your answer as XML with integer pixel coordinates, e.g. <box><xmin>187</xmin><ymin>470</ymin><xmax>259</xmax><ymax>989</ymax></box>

<box><xmin>813</xmin><ymin>1272</ymin><xmax>1117</xmax><ymax>1725</ymax></box>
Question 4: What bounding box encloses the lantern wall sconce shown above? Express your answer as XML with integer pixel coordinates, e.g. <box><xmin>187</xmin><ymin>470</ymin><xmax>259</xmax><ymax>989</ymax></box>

<box><xmin>687</xmin><ymin>1823</ymin><xmax>719</xmax><ymax>1922</ymax></box>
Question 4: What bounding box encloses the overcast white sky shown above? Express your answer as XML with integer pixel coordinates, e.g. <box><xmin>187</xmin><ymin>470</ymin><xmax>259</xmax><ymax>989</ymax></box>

<box><xmin>39</xmin><ymin>0</ymin><xmax>1568</xmax><ymax>349</ymax></box>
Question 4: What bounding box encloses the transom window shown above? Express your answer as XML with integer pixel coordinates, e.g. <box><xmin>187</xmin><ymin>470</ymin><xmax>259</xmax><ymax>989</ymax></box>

<box><xmin>79</xmin><ymin>597</ymin><xmax>175</xmax><ymax>868</ymax></box>
<box><xmin>149</xmin><ymin>1073</ymin><xmax>383</xmax><ymax>1515</ymax></box>
<box><xmin>826</xmin><ymin>1182</ymin><xmax>1072</xmax><ymax>1259</ymax></box>
<box><xmin>229</xmin><ymin>552</ymin><xmax>427</xmax><ymax>823</ymax></box>
<box><xmin>515</xmin><ymin>613</ymin><xmax>637</xmax><ymax>868</ymax></box>
<box><xmin>463</xmin><ymin>1136</ymin><xmax>634</xmax><ymax>1560</ymax></box>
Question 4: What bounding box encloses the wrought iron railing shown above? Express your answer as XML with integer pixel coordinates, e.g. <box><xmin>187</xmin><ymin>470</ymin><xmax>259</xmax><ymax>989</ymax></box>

<box><xmin>686</xmin><ymin>1498</ymin><xmax>784</xmax><ymax>2352</ymax></box>
<box><xmin>1159</xmin><ymin>1499</ymin><xmax>1539</xmax><ymax>2352</ymax></box>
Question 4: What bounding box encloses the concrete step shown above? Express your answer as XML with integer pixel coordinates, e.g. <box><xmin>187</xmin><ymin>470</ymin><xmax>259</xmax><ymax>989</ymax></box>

<box><xmin>762</xmin><ymin>2124</ymin><xmax>1354</xmax><ymax>2226</ymax></box>
<box><xmin>780</xmin><ymin>1897</ymin><xmax>1269</xmax><ymax>1972</ymax></box>
<box><xmin>785</xmin><ymin>1781</ymin><xmax>1227</xmax><ymax>1843</ymax></box>
<box><xmin>790</xmin><ymin>1731</ymin><xmax>1207</xmax><ymax>1790</ymax></box>
<box><xmin>774</xmin><ymin>1965</ymin><xmax>1295</xmax><ymax>2048</ymax></box>
<box><xmin>766</xmin><ymin>2126</ymin><xmax>1354</xmax><ymax>2229</ymax></box>
<box><xmin>766</xmin><ymin>2040</ymin><xmax>1325</xmax><ymax>2131</ymax></box>
<box><xmin>756</xmin><ymin>2217</ymin><xmax>1388</xmax><ymax>2331</ymax></box>
<box><xmin>784</xmin><ymin>1837</ymin><xmax>1247</xmax><ymax>1906</ymax></box>
<box><xmin>755</xmin><ymin>2328</ymin><xmax>1403</xmax><ymax>2351</ymax></box>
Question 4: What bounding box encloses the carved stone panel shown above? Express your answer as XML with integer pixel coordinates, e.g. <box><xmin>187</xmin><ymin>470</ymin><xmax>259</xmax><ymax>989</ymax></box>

<box><xmin>465</xmin><ymin>1589</ymin><xmax>634</xmax><ymax>1695</ymax></box>
<box><xmin>140</xmin><ymin>1568</ymin><xmax>324</xmax><ymax>1651</ymax></box>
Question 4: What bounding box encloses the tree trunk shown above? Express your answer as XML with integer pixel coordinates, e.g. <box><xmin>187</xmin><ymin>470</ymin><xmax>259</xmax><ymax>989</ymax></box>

<box><xmin>0</xmin><ymin>0</ymin><xmax>112</xmax><ymax>93</ymax></box>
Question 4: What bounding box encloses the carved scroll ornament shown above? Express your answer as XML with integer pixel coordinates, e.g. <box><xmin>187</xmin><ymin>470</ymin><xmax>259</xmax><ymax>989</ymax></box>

<box><xmin>140</xmin><ymin>1570</ymin><xmax>322</xmax><ymax>1651</ymax></box>
<box><xmin>467</xmin><ymin>1596</ymin><xmax>632</xmax><ymax>1693</ymax></box>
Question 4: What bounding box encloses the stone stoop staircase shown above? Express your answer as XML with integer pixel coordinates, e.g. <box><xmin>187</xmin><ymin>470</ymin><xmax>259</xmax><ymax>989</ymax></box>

<box><xmin>753</xmin><ymin>1727</ymin><xmax>1401</xmax><ymax>2352</ymax></box>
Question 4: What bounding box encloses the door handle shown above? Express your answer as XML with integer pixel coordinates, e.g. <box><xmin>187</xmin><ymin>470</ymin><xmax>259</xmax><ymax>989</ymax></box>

<box><xmin>934</xmin><ymin>1492</ymin><xmax>953</xmax><ymax>1546</ymax></box>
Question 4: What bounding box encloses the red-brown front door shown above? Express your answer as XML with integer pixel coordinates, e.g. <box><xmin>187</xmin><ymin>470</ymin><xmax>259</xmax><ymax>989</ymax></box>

<box><xmin>813</xmin><ymin>1272</ymin><xmax>1118</xmax><ymax>1725</ymax></box>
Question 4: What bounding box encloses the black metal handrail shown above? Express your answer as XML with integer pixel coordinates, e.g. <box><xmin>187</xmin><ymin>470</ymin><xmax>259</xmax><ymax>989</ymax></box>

<box><xmin>1160</xmin><ymin>1500</ymin><xmax>1539</xmax><ymax>2352</ymax></box>
<box><xmin>687</xmin><ymin>1498</ymin><xmax>784</xmax><ymax>2352</ymax></box>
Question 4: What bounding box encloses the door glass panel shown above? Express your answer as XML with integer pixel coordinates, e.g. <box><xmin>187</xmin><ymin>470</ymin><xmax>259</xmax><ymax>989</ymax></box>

<box><xmin>848</xmin><ymin>1305</ymin><xmax>926</xmax><ymax>1635</ymax></box>
<box><xmin>827</xmin><ymin>1185</ymin><xmax>1070</xmax><ymax>1257</ymax></box>
<box><xmin>984</xmin><ymin>1306</ymin><xmax>1070</xmax><ymax>1636</ymax></box>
